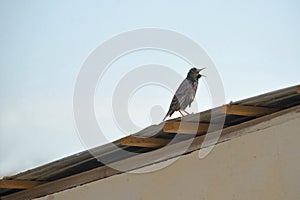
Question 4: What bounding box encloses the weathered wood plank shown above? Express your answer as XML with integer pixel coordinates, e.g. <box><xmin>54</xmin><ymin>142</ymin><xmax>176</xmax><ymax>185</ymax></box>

<box><xmin>0</xmin><ymin>180</ymin><xmax>44</xmax><ymax>189</ymax></box>
<box><xmin>297</xmin><ymin>85</ymin><xmax>300</xmax><ymax>94</ymax></box>
<box><xmin>222</xmin><ymin>104</ymin><xmax>278</xmax><ymax>117</ymax></box>
<box><xmin>121</xmin><ymin>136</ymin><xmax>170</xmax><ymax>148</ymax></box>
<box><xmin>163</xmin><ymin>121</ymin><xmax>209</xmax><ymax>134</ymax></box>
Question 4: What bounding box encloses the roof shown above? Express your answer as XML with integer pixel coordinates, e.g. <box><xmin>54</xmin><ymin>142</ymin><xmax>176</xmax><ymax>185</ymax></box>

<box><xmin>1</xmin><ymin>84</ymin><xmax>300</xmax><ymax>200</ymax></box>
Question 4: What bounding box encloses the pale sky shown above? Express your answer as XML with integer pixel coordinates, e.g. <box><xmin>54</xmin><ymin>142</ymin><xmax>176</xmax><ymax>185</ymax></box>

<box><xmin>0</xmin><ymin>0</ymin><xmax>300</xmax><ymax>178</ymax></box>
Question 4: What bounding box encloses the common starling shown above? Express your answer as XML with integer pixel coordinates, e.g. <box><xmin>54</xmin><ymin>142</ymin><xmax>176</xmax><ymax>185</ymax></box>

<box><xmin>163</xmin><ymin>67</ymin><xmax>206</xmax><ymax>121</ymax></box>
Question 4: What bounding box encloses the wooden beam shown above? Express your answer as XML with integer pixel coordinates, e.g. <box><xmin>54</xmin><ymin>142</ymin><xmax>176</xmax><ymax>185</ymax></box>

<box><xmin>163</xmin><ymin>121</ymin><xmax>211</xmax><ymax>134</ymax></box>
<box><xmin>121</xmin><ymin>136</ymin><xmax>169</xmax><ymax>148</ymax></box>
<box><xmin>297</xmin><ymin>85</ymin><xmax>300</xmax><ymax>94</ymax></box>
<box><xmin>0</xmin><ymin>179</ymin><xmax>44</xmax><ymax>189</ymax></box>
<box><xmin>222</xmin><ymin>104</ymin><xmax>278</xmax><ymax>117</ymax></box>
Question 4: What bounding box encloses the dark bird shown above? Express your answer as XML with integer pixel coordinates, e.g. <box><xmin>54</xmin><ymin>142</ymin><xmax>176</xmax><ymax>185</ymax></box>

<box><xmin>163</xmin><ymin>67</ymin><xmax>206</xmax><ymax>121</ymax></box>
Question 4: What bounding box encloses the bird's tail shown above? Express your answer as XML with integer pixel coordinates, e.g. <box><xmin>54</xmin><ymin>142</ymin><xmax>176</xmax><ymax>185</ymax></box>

<box><xmin>163</xmin><ymin>114</ymin><xmax>168</xmax><ymax>121</ymax></box>
<box><xmin>163</xmin><ymin>109</ymin><xmax>173</xmax><ymax>121</ymax></box>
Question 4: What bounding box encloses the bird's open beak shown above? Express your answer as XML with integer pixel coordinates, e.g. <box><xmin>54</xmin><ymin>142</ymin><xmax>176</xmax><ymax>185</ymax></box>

<box><xmin>197</xmin><ymin>67</ymin><xmax>207</xmax><ymax>77</ymax></box>
<box><xmin>196</xmin><ymin>67</ymin><xmax>206</xmax><ymax>73</ymax></box>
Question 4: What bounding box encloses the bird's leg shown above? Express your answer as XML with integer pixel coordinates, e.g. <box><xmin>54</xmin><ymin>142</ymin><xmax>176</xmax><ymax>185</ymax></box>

<box><xmin>182</xmin><ymin>110</ymin><xmax>190</xmax><ymax>115</ymax></box>
<box><xmin>179</xmin><ymin>110</ymin><xmax>185</xmax><ymax>116</ymax></box>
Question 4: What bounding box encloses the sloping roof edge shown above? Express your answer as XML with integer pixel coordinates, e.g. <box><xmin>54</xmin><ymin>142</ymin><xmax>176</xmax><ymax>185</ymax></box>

<box><xmin>1</xmin><ymin>84</ymin><xmax>300</xmax><ymax>200</ymax></box>
<box><xmin>3</xmin><ymin>105</ymin><xmax>300</xmax><ymax>200</ymax></box>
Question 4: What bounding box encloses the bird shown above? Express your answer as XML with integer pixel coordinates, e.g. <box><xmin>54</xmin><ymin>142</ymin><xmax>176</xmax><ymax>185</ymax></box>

<box><xmin>163</xmin><ymin>67</ymin><xmax>206</xmax><ymax>121</ymax></box>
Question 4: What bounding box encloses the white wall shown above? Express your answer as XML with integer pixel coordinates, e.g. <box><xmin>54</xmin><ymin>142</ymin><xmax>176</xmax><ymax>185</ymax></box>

<box><xmin>37</xmin><ymin>110</ymin><xmax>300</xmax><ymax>200</ymax></box>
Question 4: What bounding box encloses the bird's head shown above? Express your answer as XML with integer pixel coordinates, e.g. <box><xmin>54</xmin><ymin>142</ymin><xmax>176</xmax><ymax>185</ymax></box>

<box><xmin>187</xmin><ymin>67</ymin><xmax>206</xmax><ymax>81</ymax></box>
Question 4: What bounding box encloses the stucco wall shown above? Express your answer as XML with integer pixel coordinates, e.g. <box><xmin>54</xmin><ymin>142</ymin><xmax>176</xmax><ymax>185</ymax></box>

<box><xmin>37</xmin><ymin>111</ymin><xmax>300</xmax><ymax>200</ymax></box>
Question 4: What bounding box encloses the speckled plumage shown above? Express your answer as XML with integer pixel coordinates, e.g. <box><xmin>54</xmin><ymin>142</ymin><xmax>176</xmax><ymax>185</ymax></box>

<box><xmin>163</xmin><ymin>67</ymin><xmax>205</xmax><ymax>121</ymax></box>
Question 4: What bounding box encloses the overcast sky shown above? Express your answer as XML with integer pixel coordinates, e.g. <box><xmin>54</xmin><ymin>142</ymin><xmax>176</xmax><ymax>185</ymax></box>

<box><xmin>1</xmin><ymin>0</ymin><xmax>299</xmax><ymax>178</ymax></box>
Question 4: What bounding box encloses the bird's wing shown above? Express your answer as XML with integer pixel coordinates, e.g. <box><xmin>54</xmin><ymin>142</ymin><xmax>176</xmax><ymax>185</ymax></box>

<box><xmin>163</xmin><ymin>79</ymin><xmax>196</xmax><ymax>120</ymax></box>
<box><xmin>174</xmin><ymin>79</ymin><xmax>195</xmax><ymax>108</ymax></box>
